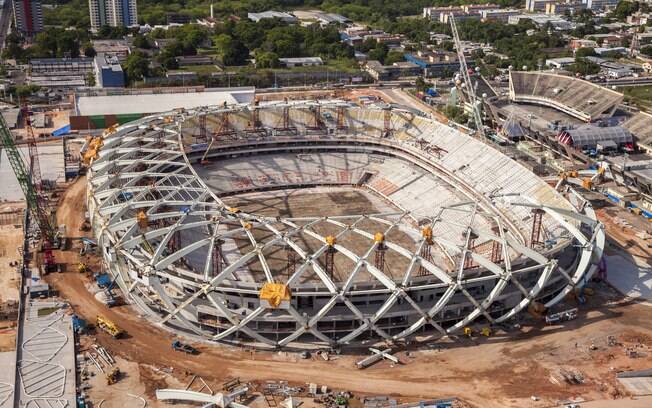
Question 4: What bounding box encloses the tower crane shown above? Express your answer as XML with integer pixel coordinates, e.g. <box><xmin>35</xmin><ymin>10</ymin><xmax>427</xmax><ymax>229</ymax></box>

<box><xmin>449</xmin><ymin>14</ymin><xmax>486</xmax><ymax>139</ymax></box>
<box><xmin>0</xmin><ymin>111</ymin><xmax>58</xmax><ymax>270</ymax></box>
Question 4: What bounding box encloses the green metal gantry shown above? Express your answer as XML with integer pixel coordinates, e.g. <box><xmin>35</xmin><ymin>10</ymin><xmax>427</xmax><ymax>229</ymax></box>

<box><xmin>0</xmin><ymin>111</ymin><xmax>55</xmax><ymax>241</ymax></box>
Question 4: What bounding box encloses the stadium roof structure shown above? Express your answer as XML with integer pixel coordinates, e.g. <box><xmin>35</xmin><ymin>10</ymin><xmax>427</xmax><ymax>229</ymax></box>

<box><xmin>85</xmin><ymin>101</ymin><xmax>605</xmax><ymax>349</ymax></box>
<box><xmin>509</xmin><ymin>71</ymin><xmax>623</xmax><ymax>122</ymax></box>
<box><xmin>622</xmin><ymin>111</ymin><xmax>652</xmax><ymax>153</ymax></box>
<box><xmin>557</xmin><ymin>124</ymin><xmax>633</xmax><ymax>148</ymax></box>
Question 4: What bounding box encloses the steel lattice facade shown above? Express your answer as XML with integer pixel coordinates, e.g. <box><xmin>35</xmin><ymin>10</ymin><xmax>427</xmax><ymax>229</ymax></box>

<box><xmin>87</xmin><ymin>102</ymin><xmax>605</xmax><ymax>348</ymax></box>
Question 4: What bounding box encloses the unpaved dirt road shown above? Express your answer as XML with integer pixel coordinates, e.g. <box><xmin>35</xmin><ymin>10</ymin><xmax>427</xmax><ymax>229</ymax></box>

<box><xmin>46</xmin><ymin>177</ymin><xmax>652</xmax><ymax>408</ymax></box>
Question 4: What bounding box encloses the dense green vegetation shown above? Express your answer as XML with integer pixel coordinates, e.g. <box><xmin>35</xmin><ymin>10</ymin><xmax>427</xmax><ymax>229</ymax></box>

<box><xmin>2</xmin><ymin>28</ymin><xmax>91</xmax><ymax>61</ymax></box>
<box><xmin>42</xmin><ymin>0</ymin><xmax>522</xmax><ymax>28</ymax></box>
<box><xmin>42</xmin><ymin>0</ymin><xmax>90</xmax><ymax>29</ymax></box>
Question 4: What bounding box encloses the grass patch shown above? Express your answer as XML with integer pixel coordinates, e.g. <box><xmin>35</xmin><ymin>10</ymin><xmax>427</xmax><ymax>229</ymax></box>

<box><xmin>37</xmin><ymin>307</ymin><xmax>59</xmax><ymax>317</ymax></box>
<box><xmin>620</xmin><ymin>86</ymin><xmax>652</xmax><ymax>110</ymax></box>
<box><xmin>177</xmin><ymin>64</ymin><xmax>222</xmax><ymax>75</ymax></box>
<box><xmin>620</xmin><ymin>85</ymin><xmax>652</xmax><ymax>101</ymax></box>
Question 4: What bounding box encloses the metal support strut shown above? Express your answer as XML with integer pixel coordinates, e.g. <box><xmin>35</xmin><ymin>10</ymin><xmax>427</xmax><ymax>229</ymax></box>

<box><xmin>336</xmin><ymin>106</ymin><xmax>347</xmax><ymax>131</ymax></box>
<box><xmin>374</xmin><ymin>232</ymin><xmax>386</xmax><ymax>273</ymax></box>
<box><xmin>324</xmin><ymin>235</ymin><xmax>337</xmax><ymax>280</ymax></box>
<box><xmin>382</xmin><ymin>107</ymin><xmax>392</xmax><ymax>138</ymax></box>
<box><xmin>530</xmin><ymin>208</ymin><xmax>544</xmax><ymax>247</ymax></box>
<box><xmin>463</xmin><ymin>231</ymin><xmax>478</xmax><ymax>269</ymax></box>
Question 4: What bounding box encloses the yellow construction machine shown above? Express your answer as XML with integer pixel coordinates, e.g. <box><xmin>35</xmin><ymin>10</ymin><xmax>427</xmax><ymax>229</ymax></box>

<box><xmin>106</xmin><ymin>367</ymin><xmax>121</xmax><ymax>385</ymax></box>
<box><xmin>463</xmin><ymin>327</ymin><xmax>473</xmax><ymax>338</ymax></box>
<box><xmin>78</xmin><ymin>263</ymin><xmax>88</xmax><ymax>274</ymax></box>
<box><xmin>96</xmin><ymin>315</ymin><xmax>124</xmax><ymax>338</ymax></box>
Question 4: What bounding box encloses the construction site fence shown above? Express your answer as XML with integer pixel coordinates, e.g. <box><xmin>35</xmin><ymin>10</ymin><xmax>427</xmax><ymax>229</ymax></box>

<box><xmin>12</xmin><ymin>209</ymin><xmax>29</xmax><ymax>408</ymax></box>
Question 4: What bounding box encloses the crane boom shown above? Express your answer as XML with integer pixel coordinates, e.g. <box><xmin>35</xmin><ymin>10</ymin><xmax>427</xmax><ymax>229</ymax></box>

<box><xmin>449</xmin><ymin>14</ymin><xmax>486</xmax><ymax>139</ymax></box>
<box><xmin>23</xmin><ymin>103</ymin><xmax>44</xmax><ymax>192</ymax></box>
<box><xmin>0</xmin><ymin>111</ymin><xmax>56</xmax><ymax>241</ymax></box>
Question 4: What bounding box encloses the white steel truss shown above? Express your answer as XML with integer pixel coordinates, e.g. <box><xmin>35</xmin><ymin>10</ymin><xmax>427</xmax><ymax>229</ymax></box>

<box><xmin>87</xmin><ymin>103</ymin><xmax>605</xmax><ymax>349</ymax></box>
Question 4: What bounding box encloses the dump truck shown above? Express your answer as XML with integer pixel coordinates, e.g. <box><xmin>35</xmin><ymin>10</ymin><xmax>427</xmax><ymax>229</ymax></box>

<box><xmin>96</xmin><ymin>315</ymin><xmax>124</xmax><ymax>338</ymax></box>
<box><xmin>172</xmin><ymin>340</ymin><xmax>198</xmax><ymax>354</ymax></box>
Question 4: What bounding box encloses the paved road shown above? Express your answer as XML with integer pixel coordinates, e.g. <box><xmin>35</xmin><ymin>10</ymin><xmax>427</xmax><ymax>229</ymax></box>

<box><xmin>0</xmin><ymin>0</ymin><xmax>12</xmax><ymax>51</ymax></box>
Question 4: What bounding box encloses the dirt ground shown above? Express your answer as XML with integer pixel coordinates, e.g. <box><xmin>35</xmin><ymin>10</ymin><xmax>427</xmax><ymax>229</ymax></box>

<box><xmin>222</xmin><ymin>187</ymin><xmax>418</xmax><ymax>283</ymax></box>
<box><xmin>40</xmin><ymin>177</ymin><xmax>652</xmax><ymax>408</ymax></box>
<box><xmin>0</xmin><ymin>223</ymin><xmax>22</xmax><ymax>304</ymax></box>
<box><xmin>595</xmin><ymin>205</ymin><xmax>652</xmax><ymax>260</ymax></box>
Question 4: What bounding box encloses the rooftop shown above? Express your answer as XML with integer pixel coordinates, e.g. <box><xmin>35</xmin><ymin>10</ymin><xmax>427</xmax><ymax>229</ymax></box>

<box><xmin>75</xmin><ymin>87</ymin><xmax>256</xmax><ymax>116</ymax></box>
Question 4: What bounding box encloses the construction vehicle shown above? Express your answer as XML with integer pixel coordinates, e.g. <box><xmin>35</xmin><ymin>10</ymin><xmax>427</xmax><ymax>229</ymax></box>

<box><xmin>172</xmin><ymin>340</ymin><xmax>198</xmax><ymax>354</ymax></box>
<box><xmin>96</xmin><ymin>315</ymin><xmax>124</xmax><ymax>338</ymax></box>
<box><xmin>481</xmin><ymin>327</ymin><xmax>491</xmax><ymax>337</ymax></box>
<box><xmin>1</xmin><ymin>109</ymin><xmax>59</xmax><ymax>273</ymax></box>
<box><xmin>78</xmin><ymin>263</ymin><xmax>88</xmax><ymax>273</ymax></box>
<box><xmin>95</xmin><ymin>273</ymin><xmax>118</xmax><ymax>306</ymax></box>
<box><xmin>463</xmin><ymin>327</ymin><xmax>473</xmax><ymax>338</ymax></box>
<box><xmin>545</xmin><ymin>308</ymin><xmax>578</xmax><ymax>325</ymax></box>
<box><xmin>106</xmin><ymin>367</ymin><xmax>121</xmax><ymax>385</ymax></box>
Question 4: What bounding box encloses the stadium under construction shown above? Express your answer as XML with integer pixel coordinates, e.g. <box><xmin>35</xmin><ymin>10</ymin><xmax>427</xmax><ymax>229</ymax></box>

<box><xmin>85</xmin><ymin>101</ymin><xmax>605</xmax><ymax>349</ymax></box>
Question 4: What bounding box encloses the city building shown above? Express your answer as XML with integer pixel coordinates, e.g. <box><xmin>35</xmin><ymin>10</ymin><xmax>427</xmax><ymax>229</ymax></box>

<box><xmin>364</xmin><ymin>60</ymin><xmax>421</xmax><ymax>81</ymax></box>
<box><xmin>627</xmin><ymin>12</ymin><xmax>650</xmax><ymax>26</ymax></box>
<box><xmin>508</xmin><ymin>14</ymin><xmax>573</xmax><ymax>30</ymax></box>
<box><xmin>12</xmin><ymin>0</ymin><xmax>43</xmax><ymax>37</ymax></box>
<box><xmin>247</xmin><ymin>11</ymin><xmax>297</xmax><ymax>24</ymax></box>
<box><xmin>570</xmin><ymin>38</ymin><xmax>599</xmax><ymax>50</ymax></box>
<box><xmin>94</xmin><ymin>54</ymin><xmax>125</xmax><ymax>88</ymax></box>
<box><xmin>29</xmin><ymin>57</ymin><xmax>94</xmax><ymax>74</ymax></box>
<box><xmin>636</xmin><ymin>32</ymin><xmax>652</xmax><ymax>46</ymax></box>
<box><xmin>480</xmin><ymin>9</ymin><xmax>521</xmax><ymax>22</ymax></box>
<box><xmin>292</xmin><ymin>10</ymin><xmax>350</xmax><ymax>26</ymax></box>
<box><xmin>89</xmin><ymin>0</ymin><xmax>138</xmax><ymax>32</ymax></box>
<box><xmin>92</xmin><ymin>39</ymin><xmax>131</xmax><ymax>61</ymax></box>
<box><xmin>546</xmin><ymin>57</ymin><xmax>575</xmax><ymax>69</ymax></box>
<box><xmin>525</xmin><ymin>0</ymin><xmax>557</xmax><ymax>12</ymax></box>
<box><xmin>545</xmin><ymin>2</ymin><xmax>585</xmax><ymax>15</ymax></box>
<box><xmin>278</xmin><ymin>57</ymin><xmax>324</xmax><ymax>68</ymax></box>
<box><xmin>585</xmin><ymin>0</ymin><xmax>619</xmax><ymax>11</ymax></box>
<box><xmin>404</xmin><ymin>51</ymin><xmax>469</xmax><ymax>78</ymax></box>
<box><xmin>70</xmin><ymin>87</ymin><xmax>255</xmax><ymax>130</ymax></box>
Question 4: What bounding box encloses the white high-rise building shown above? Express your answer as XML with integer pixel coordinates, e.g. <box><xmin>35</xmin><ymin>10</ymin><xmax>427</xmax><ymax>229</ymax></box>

<box><xmin>89</xmin><ymin>0</ymin><xmax>138</xmax><ymax>32</ymax></box>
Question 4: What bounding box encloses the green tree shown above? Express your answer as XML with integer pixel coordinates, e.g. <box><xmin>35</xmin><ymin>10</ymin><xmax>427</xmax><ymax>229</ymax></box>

<box><xmin>215</xmin><ymin>34</ymin><xmax>249</xmax><ymax>66</ymax></box>
<box><xmin>642</xmin><ymin>46</ymin><xmax>652</xmax><ymax>57</ymax></box>
<box><xmin>86</xmin><ymin>72</ymin><xmax>96</xmax><ymax>87</ymax></box>
<box><xmin>612</xmin><ymin>0</ymin><xmax>640</xmax><ymax>20</ymax></box>
<box><xmin>122</xmin><ymin>51</ymin><xmax>150</xmax><ymax>83</ymax></box>
<box><xmin>83</xmin><ymin>43</ymin><xmax>97</xmax><ymax>57</ymax></box>
<box><xmin>575</xmin><ymin>47</ymin><xmax>597</xmax><ymax>58</ymax></box>
<box><xmin>368</xmin><ymin>43</ymin><xmax>389</xmax><ymax>64</ymax></box>
<box><xmin>256</xmin><ymin>51</ymin><xmax>280</xmax><ymax>68</ymax></box>
<box><xmin>415</xmin><ymin>77</ymin><xmax>428</xmax><ymax>92</ymax></box>
<box><xmin>570</xmin><ymin>58</ymin><xmax>601</xmax><ymax>76</ymax></box>
<box><xmin>2</xmin><ymin>32</ymin><xmax>24</xmax><ymax>61</ymax></box>
<box><xmin>384</xmin><ymin>51</ymin><xmax>405</xmax><ymax>65</ymax></box>
<box><xmin>133</xmin><ymin>34</ymin><xmax>151</xmax><ymax>49</ymax></box>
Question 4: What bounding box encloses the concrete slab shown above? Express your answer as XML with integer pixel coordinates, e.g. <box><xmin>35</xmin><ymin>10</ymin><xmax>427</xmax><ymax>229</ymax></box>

<box><xmin>0</xmin><ymin>351</ymin><xmax>16</xmax><ymax>408</ymax></box>
<box><xmin>0</xmin><ymin>143</ymin><xmax>65</xmax><ymax>202</ymax></box>
<box><xmin>606</xmin><ymin>254</ymin><xmax>652</xmax><ymax>301</ymax></box>
<box><xmin>618</xmin><ymin>377</ymin><xmax>652</xmax><ymax>396</ymax></box>
<box><xmin>16</xmin><ymin>302</ymin><xmax>76</xmax><ymax>408</ymax></box>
